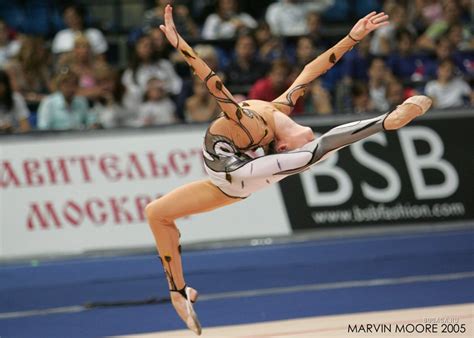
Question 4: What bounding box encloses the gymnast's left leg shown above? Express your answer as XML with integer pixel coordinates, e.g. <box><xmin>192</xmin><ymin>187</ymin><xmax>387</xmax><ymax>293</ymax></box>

<box><xmin>145</xmin><ymin>180</ymin><xmax>240</xmax><ymax>335</ymax></box>
<box><xmin>304</xmin><ymin>95</ymin><xmax>433</xmax><ymax>166</ymax></box>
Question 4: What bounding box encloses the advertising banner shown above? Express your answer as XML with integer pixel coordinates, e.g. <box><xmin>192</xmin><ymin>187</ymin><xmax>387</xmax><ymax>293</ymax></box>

<box><xmin>279</xmin><ymin>112</ymin><xmax>473</xmax><ymax>229</ymax></box>
<box><xmin>0</xmin><ymin>128</ymin><xmax>290</xmax><ymax>259</ymax></box>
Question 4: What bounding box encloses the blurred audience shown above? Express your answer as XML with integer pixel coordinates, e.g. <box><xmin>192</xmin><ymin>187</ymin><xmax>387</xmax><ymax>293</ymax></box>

<box><xmin>52</xmin><ymin>4</ymin><xmax>108</xmax><ymax>57</ymax></box>
<box><xmin>37</xmin><ymin>69</ymin><xmax>95</xmax><ymax>130</ymax></box>
<box><xmin>4</xmin><ymin>35</ymin><xmax>52</xmax><ymax>107</ymax></box>
<box><xmin>417</xmin><ymin>0</ymin><xmax>468</xmax><ymax>51</ymax></box>
<box><xmin>0</xmin><ymin>70</ymin><xmax>30</xmax><ymax>133</ymax></box>
<box><xmin>122</xmin><ymin>34</ymin><xmax>182</xmax><ymax>110</ymax></box>
<box><xmin>386</xmin><ymin>79</ymin><xmax>405</xmax><ymax>110</ymax></box>
<box><xmin>350</xmin><ymin>81</ymin><xmax>374</xmax><ymax>114</ymax></box>
<box><xmin>202</xmin><ymin>0</ymin><xmax>257</xmax><ymax>40</ymax></box>
<box><xmin>425</xmin><ymin>59</ymin><xmax>473</xmax><ymax>109</ymax></box>
<box><xmin>248</xmin><ymin>59</ymin><xmax>304</xmax><ymax>114</ymax></box>
<box><xmin>225</xmin><ymin>34</ymin><xmax>269</xmax><ymax>92</ymax></box>
<box><xmin>91</xmin><ymin>66</ymin><xmax>130</xmax><ymax>128</ymax></box>
<box><xmin>306</xmin><ymin>12</ymin><xmax>328</xmax><ymax>50</ymax></box>
<box><xmin>143</xmin><ymin>0</ymin><xmax>199</xmax><ymax>39</ymax></box>
<box><xmin>57</xmin><ymin>34</ymin><xmax>108</xmax><ymax>100</ymax></box>
<box><xmin>184</xmin><ymin>77</ymin><xmax>220</xmax><ymax>122</ymax></box>
<box><xmin>387</xmin><ymin>28</ymin><xmax>425</xmax><ymax>82</ymax></box>
<box><xmin>265</xmin><ymin>0</ymin><xmax>334</xmax><ymax>36</ymax></box>
<box><xmin>0</xmin><ymin>0</ymin><xmax>472</xmax><ymax>134</ymax></box>
<box><xmin>305</xmin><ymin>79</ymin><xmax>333</xmax><ymax>115</ymax></box>
<box><xmin>136</xmin><ymin>77</ymin><xmax>177</xmax><ymax>126</ymax></box>
<box><xmin>368</xmin><ymin>57</ymin><xmax>392</xmax><ymax>113</ymax></box>
<box><xmin>0</xmin><ymin>20</ymin><xmax>21</xmax><ymax>66</ymax></box>
<box><xmin>254</xmin><ymin>21</ymin><xmax>286</xmax><ymax>63</ymax></box>
<box><xmin>370</xmin><ymin>3</ymin><xmax>416</xmax><ymax>56</ymax></box>
<box><xmin>292</xmin><ymin>36</ymin><xmax>318</xmax><ymax>73</ymax></box>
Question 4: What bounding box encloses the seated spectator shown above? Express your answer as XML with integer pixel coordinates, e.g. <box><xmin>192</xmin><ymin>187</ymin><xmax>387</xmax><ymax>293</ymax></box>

<box><xmin>335</xmin><ymin>39</ymin><xmax>373</xmax><ymax>114</ymax></box>
<box><xmin>387</xmin><ymin>28</ymin><xmax>425</xmax><ymax>82</ymax></box>
<box><xmin>0</xmin><ymin>20</ymin><xmax>21</xmax><ymax>66</ymax></box>
<box><xmin>52</xmin><ymin>4</ymin><xmax>108</xmax><ymax>57</ymax></box>
<box><xmin>136</xmin><ymin>78</ymin><xmax>177</xmax><ymax>126</ymax></box>
<box><xmin>37</xmin><ymin>69</ymin><xmax>96</xmax><ymax>130</ymax></box>
<box><xmin>202</xmin><ymin>0</ymin><xmax>257</xmax><ymax>40</ymax></box>
<box><xmin>194</xmin><ymin>44</ymin><xmax>222</xmax><ymax>76</ymax></box>
<box><xmin>386</xmin><ymin>80</ymin><xmax>405</xmax><ymax>110</ymax></box>
<box><xmin>149</xmin><ymin>26</ymin><xmax>172</xmax><ymax>59</ymax></box>
<box><xmin>407</xmin><ymin>0</ymin><xmax>443</xmax><ymax>35</ymax></box>
<box><xmin>424</xmin><ymin>36</ymin><xmax>467</xmax><ymax>79</ymax></box>
<box><xmin>122</xmin><ymin>34</ymin><xmax>182</xmax><ymax>109</ymax></box>
<box><xmin>368</xmin><ymin>57</ymin><xmax>392</xmax><ymax>113</ymax></box>
<box><xmin>370</xmin><ymin>3</ymin><xmax>416</xmax><ymax>56</ymax></box>
<box><xmin>350</xmin><ymin>81</ymin><xmax>375</xmax><ymax>114</ymax></box>
<box><xmin>340</xmin><ymin>36</ymin><xmax>372</xmax><ymax>83</ymax></box>
<box><xmin>143</xmin><ymin>0</ymin><xmax>198</xmax><ymax>39</ymax></box>
<box><xmin>305</xmin><ymin>79</ymin><xmax>333</xmax><ymax>115</ymax></box>
<box><xmin>417</xmin><ymin>0</ymin><xmax>467</xmax><ymax>51</ymax></box>
<box><xmin>292</xmin><ymin>36</ymin><xmax>318</xmax><ymax>74</ymax></box>
<box><xmin>224</xmin><ymin>34</ymin><xmax>269</xmax><ymax>92</ymax></box>
<box><xmin>306</xmin><ymin>11</ymin><xmax>328</xmax><ymax>50</ymax></box>
<box><xmin>248</xmin><ymin>59</ymin><xmax>304</xmax><ymax>114</ymax></box>
<box><xmin>265</xmin><ymin>0</ymin><xmax>334</xmax><ymax>36</ymax></box>
<box><xmin>0</xmin><ymin>70</ymin><xmax>30</xmax><ymax>133</ymax></box>
<box><xmin>446</xmin><ymin>23</ymin><xmax>474</xmax><ymax>52</ymax></box>
<box><xmin>254</xmin><ymin>21</ymin><xmax>286</xmax><ymax>63</ymax></box>
<box><xmin>425</xmin><ymin>59</ymin><xmax>473</xmax><ymax>109</ymax></box>
<box><xmin>91</xmin><ymin>66</ymin><xmax>130</xmax><ymax>128</ymax></box>
<box><xmin>57</xmin><ymin>34</ymin><xmax>107</xmax><ymax>100</ymax></box>
<box><xmin>5</xmin><ymin>35</ymin><xmax>52</xmax><ymax>107</ymax></box>
<box><xmin>184</xmin><ymin>77</ymin><xmax>220</xmax><ymax>122</ymax></box>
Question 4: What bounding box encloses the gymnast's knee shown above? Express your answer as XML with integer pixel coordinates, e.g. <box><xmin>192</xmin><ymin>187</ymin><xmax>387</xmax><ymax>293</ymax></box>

<box><xmin>145</xmin><ymin>198</ymin><xmax>172</xmax><ymax>225</ymax></box>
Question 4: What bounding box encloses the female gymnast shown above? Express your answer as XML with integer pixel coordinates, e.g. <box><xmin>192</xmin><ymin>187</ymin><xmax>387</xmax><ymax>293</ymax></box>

<box><xmin>146</xmin><ymin>5</ymin><xmax>432</xmax><ymax>335</ymax></box>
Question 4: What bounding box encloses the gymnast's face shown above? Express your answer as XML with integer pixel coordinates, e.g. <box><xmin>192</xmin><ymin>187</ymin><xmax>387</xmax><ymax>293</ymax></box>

<box><xmin>272</xmin><ymin>111</ymin><xmax>315</xmax><ymax>152</ymax></box>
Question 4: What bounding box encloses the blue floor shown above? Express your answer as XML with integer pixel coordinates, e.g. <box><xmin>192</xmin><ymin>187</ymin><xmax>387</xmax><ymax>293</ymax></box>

<box><xmin>1</xmin><ymin>228</ymin><xmax>473</xmax><ymax>338</ymax></box>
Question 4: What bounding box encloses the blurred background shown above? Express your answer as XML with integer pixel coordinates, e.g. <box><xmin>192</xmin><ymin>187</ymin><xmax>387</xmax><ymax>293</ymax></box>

<box><xmin>0</xmin><ymin>1</ymin><xmax>473</xmax><ymax>337</ymax></box>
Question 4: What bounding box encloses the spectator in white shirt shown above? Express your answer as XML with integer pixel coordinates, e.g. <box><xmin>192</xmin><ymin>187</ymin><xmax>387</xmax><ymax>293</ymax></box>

<box><xmin>201</xmin><ymin>0</ymin><xmax>257</xmax><ymax>40</ymax></box>
<box><xmin>52</xmin><ymin>4</ymin><xmax>108</xmax><ymax>57</ymax></box>
<box><xmin>265</xmin><ymin>0</ymin><xmax>334</xmax><ymax>37</ymax></box>
<box><xmin>122</xmin><ymin>34</ymin><xmax>182</xmax><ymax>111</ymax></box>
<box><xmin>136</xmin><ymin>78</ymin><xmax>177</xmax><ymax>126</ymax></box>
<box><xmin>425</xmin><ymin>59</ymin><xmax>473</xmax><ymax>109</ymax></box>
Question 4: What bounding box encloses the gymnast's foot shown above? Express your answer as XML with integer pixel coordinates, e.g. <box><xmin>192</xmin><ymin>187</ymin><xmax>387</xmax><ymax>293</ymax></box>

<box><xmin>383</xmin><ymin>95</ymin><xmax>432</xmax><ymax>130</ymax></box>
<box><xmin>170</xmin><ymin>285</ymin><xmax>202</xmax><ymax>335</ymax></box>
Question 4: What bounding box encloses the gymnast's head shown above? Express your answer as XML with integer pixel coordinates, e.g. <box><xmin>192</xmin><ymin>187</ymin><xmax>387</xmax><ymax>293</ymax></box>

<box><xmin>272</xmin><ymin>110</ymin><xmax>315</xmax><ymax>152</ymax></box>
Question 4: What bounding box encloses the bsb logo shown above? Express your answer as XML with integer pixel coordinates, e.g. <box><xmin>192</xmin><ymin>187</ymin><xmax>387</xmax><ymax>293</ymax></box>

<box><xmin>278</xmin><ymin>117</ymin><xmax>473</xmax><ymax>228</ymax></box>
<box><xmin>301</xmin><ymin>126</ymin><xmax>459</xmax><ymax>206</ymax></box>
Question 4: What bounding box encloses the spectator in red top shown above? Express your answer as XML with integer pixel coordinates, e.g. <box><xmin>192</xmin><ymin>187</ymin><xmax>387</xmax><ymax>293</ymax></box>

<box><xmin>248</xmin><ymin>59</ymin><xmax>304</xmax><ymax>114</ymax></box>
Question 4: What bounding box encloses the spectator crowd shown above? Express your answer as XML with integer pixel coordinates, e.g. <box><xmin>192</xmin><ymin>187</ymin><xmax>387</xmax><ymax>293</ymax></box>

<box><xmin>0</xmin><ymin>0</ymin><xmax>472</xmax><ymax>133</ymax></box>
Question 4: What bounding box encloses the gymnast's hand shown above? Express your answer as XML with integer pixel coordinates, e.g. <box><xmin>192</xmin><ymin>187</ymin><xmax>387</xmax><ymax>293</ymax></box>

<box><xmin>160</xmin><ymin>4</ymin><xmax>179</xmax><ymax>48</ymax></box>
<box><xmin>349</xmin><ymin>11</ymin><xmax>389</xmax><ymax>41</ymax></box>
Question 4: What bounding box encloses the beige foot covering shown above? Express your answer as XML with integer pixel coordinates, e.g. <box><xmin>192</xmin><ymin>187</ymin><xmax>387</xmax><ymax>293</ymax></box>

<box><xmin>384</xmin><ymin>95</ymin><xmax>432</xmax><ymax>130</ymax></box>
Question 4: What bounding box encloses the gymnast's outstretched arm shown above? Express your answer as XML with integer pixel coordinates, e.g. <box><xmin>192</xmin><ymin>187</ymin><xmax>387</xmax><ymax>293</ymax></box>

<box><xmin>272</xmin><ymin>11</ymin><xmax>389</xmax><ymax>115</ymax></box>
<box><xmin>160</xmin><ymin>4</ymin><xmax>243</xmax><ymax>123</ymax></box>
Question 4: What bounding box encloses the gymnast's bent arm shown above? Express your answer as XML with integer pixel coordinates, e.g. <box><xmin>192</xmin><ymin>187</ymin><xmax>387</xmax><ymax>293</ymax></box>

<box><xmin>272</xmin><ymin>11</ymin><xmax>389</xmax><ymax>115</ymax></box>
<box><xmin>160</xmin><ymin>5</ymin><xmax>242</xmax><ymax>122</ymax></box>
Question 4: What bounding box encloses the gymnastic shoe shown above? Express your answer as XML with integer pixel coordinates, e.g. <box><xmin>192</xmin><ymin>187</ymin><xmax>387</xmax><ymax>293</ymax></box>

<box><xmin>170</xmin><ymin>285</ymin><xmax>202</xmax><ymax>335</ymax></box>
<box><xmin>383</xmin><ymin>95</ymin><xmax>432</xmax><ymax>130</ymax></box>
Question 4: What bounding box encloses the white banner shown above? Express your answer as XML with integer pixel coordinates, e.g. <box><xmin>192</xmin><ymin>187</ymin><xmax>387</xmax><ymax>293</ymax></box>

<box><xmin>0</xmin><ymin>127</ymin><xmax>290</xmax><ymax>259</ymax></box>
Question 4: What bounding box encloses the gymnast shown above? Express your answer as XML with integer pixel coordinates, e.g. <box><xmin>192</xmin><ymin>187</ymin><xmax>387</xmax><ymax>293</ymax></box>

<box><xmin>145</xmin><ymin>5</ymin><xmax>432</xmax><ymax>335</ymax></box>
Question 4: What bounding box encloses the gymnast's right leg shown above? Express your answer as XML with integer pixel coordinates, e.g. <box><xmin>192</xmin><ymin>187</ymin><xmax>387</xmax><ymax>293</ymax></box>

<box><xmin>145</xmin><ymin>179</ymin><xmax>240</xmax><ymax>334</ymax></box>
